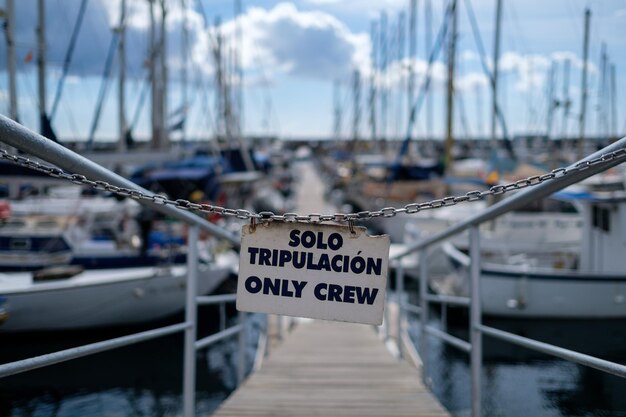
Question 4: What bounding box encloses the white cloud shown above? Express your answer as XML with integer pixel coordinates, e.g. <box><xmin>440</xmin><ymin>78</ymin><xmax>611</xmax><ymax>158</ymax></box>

<box><xmin>368</xmin><ymin>57</ymin><xmax>446</xmax><ymax>91</ymax></box>
<box><xmin>306</xmin><ymin>0</ymin><xmax>344</xmax><ymax>5</ymax></box>
<box><xmin>108</xmin><ymin>0</ymin><xmax>212</xmax><ymax>78</ymax></box>
<box><xmin>2</xmin><ymin>0</ymin><xmax>374</xmax><ymax>87</ymax></box>
<box><xmin>457</xmin><ymin>72</ymin><xmax>489</xmax><ymax>91</ymax></box>
<box><xmin>370</xmin><ymin>56</ymin><xmax>484</xmax><ymax>95</ymax></box>
<box><xmin>461</xmin><ymin>50</ymin><xmax>480</xmax><ymax>62</ymax></box>
<box><xmin>220</xmin><ymin>3</ymin><xmax>370</xmax><ymax>80</ymax></box>
<box><xmin>498</xmin><ymin>52</ymin><xmax>550</xmax><ymax>92</ymax></box>
<box><xmin>495</xmin><ymin>51</ymin><xmax>599</xmax><ymax>93</ymax></box>
<box><xmin>551</xmin><ymin>51</ymin><xmax>597</xmax><ymax>74</ymax></box>
<box><xmin>303</xmin><ymin>0</ymin><xmax>407</xmax><ymax>12</ymax></box>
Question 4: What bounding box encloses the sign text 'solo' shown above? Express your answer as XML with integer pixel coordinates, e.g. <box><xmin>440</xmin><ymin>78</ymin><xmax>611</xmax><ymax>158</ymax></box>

<box><xmin>236</xmin><ymin>222</ymin><xmax>390</xmax><ymax>325</ymax></box>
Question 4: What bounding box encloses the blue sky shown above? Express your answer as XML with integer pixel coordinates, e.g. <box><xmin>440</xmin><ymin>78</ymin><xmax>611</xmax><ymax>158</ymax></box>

<box><xmin>0</xmin><ymin>0</ymin><xmax>624</xmax><ymax>142</ymax></box>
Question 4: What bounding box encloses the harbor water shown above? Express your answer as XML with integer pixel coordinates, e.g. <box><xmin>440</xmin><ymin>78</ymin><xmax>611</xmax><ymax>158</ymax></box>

<box><xmin>407</xmin><ymin>306</ymin><xmax>626</xmax><ymax>417</ymax></box>
<box><xmin>0</xmin><ymin>305</ymin><xmax>265</xmax><ymax>417</ymax></box>
<box><xmin>2</xmin><ymin>305</ymin><xmax>626</xmax><ymax>416</ymax></box>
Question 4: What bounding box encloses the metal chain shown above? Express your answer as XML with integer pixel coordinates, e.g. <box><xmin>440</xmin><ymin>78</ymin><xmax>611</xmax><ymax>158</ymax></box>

<box><xmin>1</xmin><ymin>148</ymin><xmax>625</xmax><ymax>223</ymax></box>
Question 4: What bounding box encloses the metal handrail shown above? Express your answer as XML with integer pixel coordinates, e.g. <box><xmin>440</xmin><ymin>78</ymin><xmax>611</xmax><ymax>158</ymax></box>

<box><xmin>425</xmin><ymin>325</ymin><xmax>471</xmax><ymax>353</ymax></box>
<box><xmin>2</xmin><ymin>114</ymin><xmax>626</xmax><ymax>416</ymax></box>
<box><xmin>425</xmin><ymin>294</ymin><xmax>470</xmax><ymax>306</ymax></box>
<box><xmin>0</xmin><ymin>322</ymin><xmax>190</xmax><ymax>378</ymax></box>
<box><xmin>391</xmin><ymin>136</ymin><xmax>626</xmax><ymax>416</ymax></box>
<box><xmin>391</xmin><ymin>136</ymin><xmax>626</xmax><ymax>261</ymax></box>
<box><xmin>478</xmin><ymin>324</ymin><xmax>626</xmax><ymax>378</ymax></box>
<box><xmin>197</xmin><ymin>294</ymin><xmax>238</xmax><ymax>305</ymax></box>
<box><xmin>196</xmin><ymin>323</ymin><xmax>243</xmax><ymax>350</ymax></box>
<box><xmin>0</xmin><ymin>117</ymin><xmax>251</xmax><ymax>417</ymax></box>
<box><xmin>0</xmin><ymin>115</ymin><xmax>239</xmax><ymax>245</ymax></box>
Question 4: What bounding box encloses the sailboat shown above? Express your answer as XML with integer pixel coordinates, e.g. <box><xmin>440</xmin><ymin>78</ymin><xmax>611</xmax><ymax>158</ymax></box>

<box><xmin>0</xmin><ymin>0</ymin><xmax>243</xmax><ymax>332</ymax></box>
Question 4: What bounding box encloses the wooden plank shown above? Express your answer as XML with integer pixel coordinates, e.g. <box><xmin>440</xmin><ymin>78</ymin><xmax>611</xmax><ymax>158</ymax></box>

<box><xmin>213</xmin><ymin>320</ymin><xmax>450</xmax><ymax>417</ymax></box>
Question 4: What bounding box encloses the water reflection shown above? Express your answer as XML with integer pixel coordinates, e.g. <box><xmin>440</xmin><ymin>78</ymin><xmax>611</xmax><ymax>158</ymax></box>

<box><xmin>408</xmin><ymin>310</ymin><xmax>626</xmax><ymax>417</ymax></box>
<box><xmin>0</xmin><ymin>309</ymin><xmax>265</xmax><ymax>417</ymax></box>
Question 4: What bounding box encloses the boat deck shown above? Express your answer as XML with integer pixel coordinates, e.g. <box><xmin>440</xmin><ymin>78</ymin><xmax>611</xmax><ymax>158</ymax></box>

<box><xmin>212</xmin><ymin>320</ymin><xmax>450</xmax><ymax>417</ymax></box>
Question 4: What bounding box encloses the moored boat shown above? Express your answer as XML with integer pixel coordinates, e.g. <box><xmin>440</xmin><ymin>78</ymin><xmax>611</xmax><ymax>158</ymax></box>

<box><xmin>0</xmin><ymin>253</ymin><xmax>235</xmax><ymax>332</ymax></box>
<box><xmin>439</xmin><ymin>189</ymin><xmax>626</xmax><ymax>318</ymax></box>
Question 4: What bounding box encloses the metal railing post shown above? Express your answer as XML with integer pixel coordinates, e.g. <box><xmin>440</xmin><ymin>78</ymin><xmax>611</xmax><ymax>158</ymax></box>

<box><xmin>237</xmin><ymin>311</ymin><xmax>247</xmax><ymax>386</ymax></box>
<box><xmin>441</xmin><ymin>303</ymin><xmax>448</xmax><ymax>333</ymax></box>
<box><xmin>383</xmin><ymin>292</ymin><xmax>390</xmax><ymax>340</ymax></box>
<box><xmin>470</xmin><ymin>226</ymin><xmax>482</xmax><ymax>417</ymax></box>
<box><xmin>219</xmin><ymin>303</ymin><xmax>226</xmax><ymax>331</ymax></box>
<box><xmin>419</xmin><ymin>249</ymin><xmax>429</xmax><ymax>385</ymax></box>
<box><xmin>396</xmin><ymin>263</ymin><xmax>404</xmax><ymax>359</ymax></box>
<box><xmin>265</xmin><ymin>314</ymin><xmax>270</xmax><ymax>358</ymax></box>
<box><xmin>183</xmin><ymin>226</ymin><xmax>199</xmax><ymax>417</ymax></box>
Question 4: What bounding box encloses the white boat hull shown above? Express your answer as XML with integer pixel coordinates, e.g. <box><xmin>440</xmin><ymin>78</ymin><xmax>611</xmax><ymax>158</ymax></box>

<box><xmin>480</xmin><ymin>266</ymin><xmax>626</xmax><ymax>318</ymax></box>
<box><xmin>0</xmin><ymin>260</ymin><xmax>233</xmax><ymax>332</ymax></box>
<box><xmin>441</xmin><ymin>244</ymin><xmax>626</xmax><ymax>318</ymax></box>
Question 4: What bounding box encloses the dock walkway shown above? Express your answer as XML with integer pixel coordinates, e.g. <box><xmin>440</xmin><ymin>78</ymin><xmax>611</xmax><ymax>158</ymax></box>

<box><xmin>213</xmin><ymin>320</ymin><xmax>449</xmax><ymax>417</ymax></box>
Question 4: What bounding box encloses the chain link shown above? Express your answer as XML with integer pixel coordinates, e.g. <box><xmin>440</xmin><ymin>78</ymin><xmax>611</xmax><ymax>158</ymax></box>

<box><xmin>1</xmin><ymin>148</ymin><xmax>625</xmax><ymax>223</ymax></box>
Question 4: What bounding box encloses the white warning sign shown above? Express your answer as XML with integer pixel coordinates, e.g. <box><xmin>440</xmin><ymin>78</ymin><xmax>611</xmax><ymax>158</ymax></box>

<box><xmin>236</xmin><ymin>222</ymin><xmax>390</xmax><ymax>325</ymax></box>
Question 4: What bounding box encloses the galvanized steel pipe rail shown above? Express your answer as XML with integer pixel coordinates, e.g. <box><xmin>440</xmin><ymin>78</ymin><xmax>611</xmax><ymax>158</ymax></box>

<box><xmin>0</xmin><ymin>322</ymin><xmax>189</xmax><ymax>378</ymax></box>
<box><xmin>0</xmin><ymin>115</ymin><xmax>239</xmax><ymax>245</ymax></box>
<box><xmin>391</xmin><ymin>135</ymin><xmax>626</xmax><ymax>261</ymax></box>
<box><xmin>0</xmin><ymin>116</ymin><xmax>255</xmax><ymax>417</ymax></box>
<box><xmin>2</xmin><ymin>114</ymin><xmax>626</xmax><ymax>416</ymax></box>
<box><xmin>390</xmin><ymin>136</ymin><xmax>626</xmax><ymax>417</ymax></box>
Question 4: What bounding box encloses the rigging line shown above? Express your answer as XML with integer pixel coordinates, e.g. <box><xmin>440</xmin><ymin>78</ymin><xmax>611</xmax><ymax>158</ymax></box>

<box><xmin>195</xmin><ymin>0</ymin><xmax>211</xmax><ymax>37</ymax></box>
<box><xmin>336</xmin><ymin>78</ymin><xmax>352</xmax><ymax>140</ymax></box>
<box><xmin>61</xmin><ymin>95</ymin><xmax>81</xmax><ymax>140</ymax></box>
<box><xmin>129</xmin><ymin>75</ymin><xmax>151</xmax><ymax>132</ymax></box>
<box><xmin>190</xmin><ymin>65</ymin><xmax>213</xmax><ymax>132</ymax></box>
<box><xmin>50</xmin><ymin>0</ymin><xmax>89</xmax><ymax>121</ymax></box>
<box><xmin>463</xmin><ymin>0</ymin><xmax>515</xmax><ymax>160</ymax></box>
<box><xmin>393</xmin><ymin>0</ymin><xmax>454</xmax><ymax>167</ymax></box>
<box><xmin>20</xmin><ymin>73</ymin><xmax>38</xmax><ymax>111</ymax></box>
<box><xmin>344</xmin><ymin>75</ymin><xmax>354</xmax><ymax>138</ymax></box>
<box><xmin>456</xmin><ymin>90</ymin><xmax>471</xmax><ymax>139</ymax></box>
<box><xmin>507</xmin><ymin>2</ymin><xmax>530</xmax><ymax>55</ymax></box>
<box><xmin>87</xmin><ymin>31</ymin><xmax>120</xmax><ymax>148</ymax></box>
<box><xmin>201</xmin><ymin>86</ymin><xmax>217</xmax><ymax>143</ymax></box>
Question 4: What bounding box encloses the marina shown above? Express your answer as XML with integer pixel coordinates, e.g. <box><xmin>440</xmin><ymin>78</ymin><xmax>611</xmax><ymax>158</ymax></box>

<box><xmin>0</xmin><ymin>0</ymin><xmax>625</xmax><ymax>416</ymax></box>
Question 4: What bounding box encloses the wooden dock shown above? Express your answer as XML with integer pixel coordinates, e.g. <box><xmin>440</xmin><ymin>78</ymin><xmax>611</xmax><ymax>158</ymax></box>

<box><xmin>212</xmin><ymin>320</ymin><xmax>450</xmax><ymax>417</ymax></box>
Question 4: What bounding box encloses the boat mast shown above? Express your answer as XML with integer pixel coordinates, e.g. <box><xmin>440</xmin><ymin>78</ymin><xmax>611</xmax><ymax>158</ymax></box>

<box><xmin>545</xmin><ymin>61</ymin><xmax>556</xmax><ymax>139</ymax></box>
<box><xmin>425</xmin><ymin>0</ymin><xmax>433</xmax><ymax>141</ymax></box>
<box><xmin>159</xmin><ymin>0</ymin><xmax>168</xmax><ymax>149</ymax></box>
<box><xmin>368</xmin><ymin>20</ymin><xmax>377</xmax><ymax>144</ymax></box>
<box><xmin>578</xmin><ymin>8</ymin><xmax>590</xmax><ymax>159</ymax></box>
<box><xmin>214</xmin><ymin>17</ymin><xmax>224</xmax><ymax>138</ymax></box>
<box><xmin>561</xmin><ymin>58</ymin><xmax>571</xmax><ymax>138</ymax></box>
<box><xmin>4</xmin><ymin>0</ymin><xmax>18</xmax><ymax>122</ymax></box>
<box><xmin>37</xmin><ymin>0</ymin><xmax>47</xmax><ymax>134</ymax></box>
<box><xmin>180</xmin><ymin>0</ymin><xmax>188</xmax><ymax>143</ymax></box>
<box><xmin>475</xmin><ymin>83</ymin><xmax>483</xmax><ymax>137</ymax></box>
<box><xmin>235</xmin><ymin>0</ymin><xmax>243</xmax><ymax>137</ymax></box>
<box><xmin>149</xmin><ymin>0</ymin><xmax>158</xmax><ymax>147</ymax></box>
<box><xmin>610</xmin><ymin>63</ymin><xmax>617</xmax><ymax>143</ymax></box>
<box><xmin>490</xmin><ymin>0</ymin><xmax>502</xmax><ymax>151</ymax></box>
<box><xmin>443</xmin><ymin>0</ymin><xmax>457</xmax><ymax>169</ymax></box>
<box><xmin>333</xmin><ymin>79</ymin><xmax>342</xmax><ymax>139</ymax></box>
<box><xmin>118</xmin><ymin>0</ymin><xmax>127</xmax><ymax>152</ymax></box>
<box><xmin>352</xmin><ymin>68</ymin><xmax>361</xmax><ymax>149</ymax></box>
<box><xmin>380</xmin><ymin>11</ymin><xmax>388</xmax><ymax>148</ymax></box>
<box><xmin>396</xmin><ymin>11</ymin><xmax>405</xmax><ymax>140</ymax></box>
<box><xmin>596</xmin><ymin>43</ymin><xmax>608</xmax><ymax>140</ymax></box>
<box><xmin>407</xmin><ymin>0</ymin><xmax>417</xmax><ymax>142</ymax></box>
